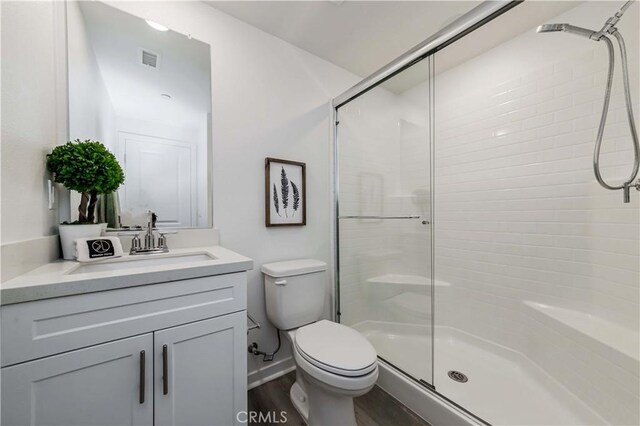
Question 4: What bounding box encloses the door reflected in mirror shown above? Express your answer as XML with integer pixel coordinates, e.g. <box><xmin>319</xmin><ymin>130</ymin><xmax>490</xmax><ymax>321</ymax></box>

<box><xmin>67</xmin><ymin>1</ymin><xmax>212</xmax><ymax>229</ymax></box>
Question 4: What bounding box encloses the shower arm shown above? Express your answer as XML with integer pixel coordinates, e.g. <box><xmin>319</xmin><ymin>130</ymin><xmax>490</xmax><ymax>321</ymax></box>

<box><xmin>591</xmin><ymin>0</ymin><xmax>635</xmax><ymax>40</ymax></box>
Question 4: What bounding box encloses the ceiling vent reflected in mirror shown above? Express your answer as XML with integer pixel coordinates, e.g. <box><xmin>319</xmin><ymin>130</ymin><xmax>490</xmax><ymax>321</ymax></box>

<box><xmin>141</xmin><ymin>49</ymin><xmax>159</xmax><ymax>68</ymax></box>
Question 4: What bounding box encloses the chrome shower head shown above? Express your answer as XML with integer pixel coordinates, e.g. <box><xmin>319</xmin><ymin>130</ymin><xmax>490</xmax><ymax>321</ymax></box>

<box><xmin>537</xmin><ymin>23</ymin><xmax>566</xmax><ymax>33</ymax></box>
<box><xmin>536</xmin><ymin>23</ymin><xmax>597</xmax><ymax>40</ymax></box>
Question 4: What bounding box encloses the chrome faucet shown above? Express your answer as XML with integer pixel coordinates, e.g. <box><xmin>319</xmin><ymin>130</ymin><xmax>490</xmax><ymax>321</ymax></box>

<box><xmin>129</xmin><ymin>211</ymin><xmax>173</xmax><ymax>255</ymax></box>
<box><xmin>144</xmin><ymin>213</ymin><xmax>155</xmax><ymax>251</ymax></box>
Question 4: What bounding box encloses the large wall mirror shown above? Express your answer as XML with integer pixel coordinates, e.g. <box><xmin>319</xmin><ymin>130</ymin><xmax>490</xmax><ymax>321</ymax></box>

<box><xmin>67</xmin><ymin>1</ymin><xmax>212</xmax><ymax>229</ymax></box>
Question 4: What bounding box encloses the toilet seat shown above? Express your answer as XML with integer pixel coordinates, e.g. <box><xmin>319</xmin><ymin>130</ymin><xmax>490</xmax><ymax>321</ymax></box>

<box><xmin>294</xmin><ymin>320</ymin><xmax>377</xmax><ymax>377</ymax></box>
<box><xmin>293</xmin><ymin>344</ymin><xmax>379</xmax><ymax>393</ymax></box>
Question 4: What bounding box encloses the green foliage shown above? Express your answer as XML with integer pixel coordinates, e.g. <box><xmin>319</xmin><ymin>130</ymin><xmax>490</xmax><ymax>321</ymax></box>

<box><xmin>46</xmin><ymin>140</ymin><xmax>124</xmax><ymax>194</ymax></box>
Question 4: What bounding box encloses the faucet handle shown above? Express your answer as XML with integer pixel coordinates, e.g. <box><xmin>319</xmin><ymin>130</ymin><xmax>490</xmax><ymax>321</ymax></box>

<box><xmin>131</xmin><ymin>233</ymin><xmax>142</xmax><ymax>251</ymax></box>
<box><xmin>157</xmin><ymin>233</ymin><xmax>167</xmax><ymax>249</ymax></box>
<box><xmin>146</xmin><ymin>211</ymin><xmax>157</xmax><ymax>229</ymax></box>
<box><xmin>157</xmin><ymin>231</ymin><xmax>177</xmax><ymax>250</ymax></box>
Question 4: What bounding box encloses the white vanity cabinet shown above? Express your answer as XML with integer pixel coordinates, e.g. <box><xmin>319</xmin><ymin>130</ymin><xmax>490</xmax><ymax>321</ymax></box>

<box><xmin>154</xmin><ymin>312</ymin><xmax>246</xmax><ymax>426</ymax></box>
<box><xmin>2</xmin><ymin>334</ymin><xmax>155</xmax><ymax>426</ymax></box>
<box><xmin>1</xmin><ymin>271</ymin><xmax>248</xmax><ymax>426</ymax></box>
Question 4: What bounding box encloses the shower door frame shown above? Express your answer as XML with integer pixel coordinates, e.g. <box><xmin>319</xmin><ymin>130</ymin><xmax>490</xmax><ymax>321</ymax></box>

<box><xmin>332</xmin><ymin>0</ymin><xmax>522</xmax><ymax>326</ymax></box>
<box><xmin>331</xmin><ymin>0</ymin><xmax>521</xmax><ymax>421</ymax></box>
<box><xmin>333</xmin><ymin>54</ymin><xmax>435</xmax><ymax>386</ymax></box>
<box><xmin>333</xmin><ymin>0</ymin><xmax>523</xmax><ymax>321</ymax></box>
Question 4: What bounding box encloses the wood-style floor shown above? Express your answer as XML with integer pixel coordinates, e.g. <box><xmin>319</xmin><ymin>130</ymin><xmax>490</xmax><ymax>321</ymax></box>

<box><xmin>247</xmin><ymin>371</ymin><xmax>431</xmax><ymax>426</ymax></box>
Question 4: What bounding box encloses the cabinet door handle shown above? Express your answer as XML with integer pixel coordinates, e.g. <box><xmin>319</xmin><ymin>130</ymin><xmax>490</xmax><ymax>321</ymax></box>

<box><xmin>162</xmin><ymin>344</ymin><xmax>169</xmax><ymax>395</ymax></box>
<box><xmin>139</xmin><ymin>350</ymin><xmax>145</xmax><ymax>404</ymax></box>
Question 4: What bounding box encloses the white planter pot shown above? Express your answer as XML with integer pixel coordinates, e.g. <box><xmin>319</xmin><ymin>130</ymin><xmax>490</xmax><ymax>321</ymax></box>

<box><xmin>59</xmin><ymin>223</ymin><xmax>105</xmax><ymax>260</ymax></box>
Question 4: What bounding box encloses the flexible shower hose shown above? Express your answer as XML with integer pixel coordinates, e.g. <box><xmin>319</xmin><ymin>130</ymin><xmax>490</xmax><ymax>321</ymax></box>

<box><xmin>593</xmin><ymin>30</ymin><xmax>640</xmax><ymax>202</ymax></box>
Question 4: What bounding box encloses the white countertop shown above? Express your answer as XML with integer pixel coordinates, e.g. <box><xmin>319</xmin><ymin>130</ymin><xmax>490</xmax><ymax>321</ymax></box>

<box><xmin>1</xmin><ymin>246</ymin><xmax>253</xmax><ymax>305</ymax></box>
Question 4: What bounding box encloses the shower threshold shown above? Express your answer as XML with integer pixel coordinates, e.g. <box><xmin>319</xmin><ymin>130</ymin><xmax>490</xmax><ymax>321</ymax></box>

<box><xmin>351</xmin><ymin>321</ymin><xmax>605</xmax><ymax>425</ymax></box>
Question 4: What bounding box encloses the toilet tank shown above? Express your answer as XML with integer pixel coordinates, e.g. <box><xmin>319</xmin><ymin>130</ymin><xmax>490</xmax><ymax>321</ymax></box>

<box><xmin>262</xmin><ymin>259</ymin><xmax>327</xmax><ymax>330</ymax></box>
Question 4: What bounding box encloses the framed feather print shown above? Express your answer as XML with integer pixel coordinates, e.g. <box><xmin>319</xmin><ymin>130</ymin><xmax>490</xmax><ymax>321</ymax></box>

<box><xmin>265</xmin><ymin>158</ymin><xmax>306</xmax><ymax>227</ymax></box>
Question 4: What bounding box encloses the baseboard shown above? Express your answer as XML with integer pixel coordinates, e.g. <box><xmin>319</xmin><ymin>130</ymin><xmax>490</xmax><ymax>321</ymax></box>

<box><xmin>1</xmin><ymin>235</ymin><xmax>61</xmax><ymax>283</ymax></box>
<box><xmin>247</xmin><ymin>356</ymin><xmax>296</xmax><ymax>390</ymax></box>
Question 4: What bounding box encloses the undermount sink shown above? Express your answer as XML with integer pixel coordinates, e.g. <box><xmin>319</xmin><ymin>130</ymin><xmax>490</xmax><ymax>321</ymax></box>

<box><xmin>67</xmin><ymin>252</ymin><xmax>216</xmax><ymax>275</ymax></box>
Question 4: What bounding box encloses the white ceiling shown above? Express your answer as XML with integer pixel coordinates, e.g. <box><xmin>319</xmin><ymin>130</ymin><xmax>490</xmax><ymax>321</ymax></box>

<box><xmin>206</xmin><ymin>1</ymin><xmax>581</xmax><ymax>93</ymax></box>
<box><xmin>80</xmin><ymin>2</ymin><xmax>211</xmax><ymax>130</ymax></box>
<box><xmin>206</xmin><ymin>1</ymin><xmax>480</xmax><ymax>78</ymax></box>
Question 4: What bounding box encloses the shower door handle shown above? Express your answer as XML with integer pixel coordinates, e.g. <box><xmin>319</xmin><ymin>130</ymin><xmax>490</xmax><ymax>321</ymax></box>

<box><xmin>339</xmin><ymin>215</ymin><xmax>421</xmax><ymax>219</ymax></box>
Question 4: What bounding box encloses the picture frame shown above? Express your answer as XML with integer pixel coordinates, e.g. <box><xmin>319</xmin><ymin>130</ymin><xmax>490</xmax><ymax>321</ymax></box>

<box><xmin>265</xmin><ymin>158</ymin><xmax>306</xmax><ymax>227</ymax></box>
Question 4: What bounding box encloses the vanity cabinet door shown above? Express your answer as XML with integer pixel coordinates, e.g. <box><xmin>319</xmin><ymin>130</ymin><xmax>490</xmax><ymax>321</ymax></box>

<box><xmin>1</xmin><ymin>334</ymin><xmax>154</xmax><ymax>426</ymax></box>
<box><xmin>154</xmin><ymin>311</ymin><xmax>247</xmax><ymax>426</ymax></box>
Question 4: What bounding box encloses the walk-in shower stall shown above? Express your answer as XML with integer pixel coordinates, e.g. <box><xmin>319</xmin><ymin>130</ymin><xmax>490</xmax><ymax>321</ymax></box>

<box><xmin>333</xmin><ymin>1</ymin><xmax>639</xmax><ymax>424</ymax></box>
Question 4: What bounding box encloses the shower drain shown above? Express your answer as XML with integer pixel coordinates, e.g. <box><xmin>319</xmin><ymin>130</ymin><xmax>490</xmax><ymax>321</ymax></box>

<box><xmin>448</xmin><ymin>370</ymin><xmax>468</xmax><ymax>383</ymax></box>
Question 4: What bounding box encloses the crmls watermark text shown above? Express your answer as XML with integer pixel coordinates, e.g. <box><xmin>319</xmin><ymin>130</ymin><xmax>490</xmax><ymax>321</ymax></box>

<box><xmin>236</xmin><ymin>411</ymin><xmax>288</xmax><ymax>424</ymax></box>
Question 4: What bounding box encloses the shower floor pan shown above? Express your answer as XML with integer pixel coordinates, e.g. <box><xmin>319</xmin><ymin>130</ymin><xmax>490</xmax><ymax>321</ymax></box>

<box><xmin>351</xmin><ymin>321</ymin><xmax>605</xmax><ymax>425</ymax></box>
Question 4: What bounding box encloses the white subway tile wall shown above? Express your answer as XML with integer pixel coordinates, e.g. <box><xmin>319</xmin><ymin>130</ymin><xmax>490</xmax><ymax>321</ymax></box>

<box><xmin>434</xmin><ymin>2</ymin><xmax>638</xmax><ymax>424</ymax></box>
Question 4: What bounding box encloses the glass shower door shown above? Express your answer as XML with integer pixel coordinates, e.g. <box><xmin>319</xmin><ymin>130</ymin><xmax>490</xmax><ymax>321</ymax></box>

<box><xmin>335</xmin><ymin>57</ymin><xmax>433</xmax><ymax>385</ymax></box>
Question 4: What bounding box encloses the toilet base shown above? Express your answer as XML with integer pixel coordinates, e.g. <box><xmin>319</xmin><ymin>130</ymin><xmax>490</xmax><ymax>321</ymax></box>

<box><xmin>290</xmin><ymin>381</ymin><xmax>309</xmax><ymax>421</ymax></box>
<box><xmin>289</xmin><ymin>368</ymin><xmax>359</xmax><ymax>426</ymax></box>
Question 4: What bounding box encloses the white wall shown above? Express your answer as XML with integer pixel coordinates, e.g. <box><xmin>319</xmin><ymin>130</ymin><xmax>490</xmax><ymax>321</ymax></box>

<box><xmin>67</xmin><ymin>0</ymin><xmax>117</xmax><ymax>152</ymax></box>
<box><xmin>106</xmin><ymin>1</ymin><xmax>359</xmax><ymax>381</ymax></box>
<box><xmin>1</xmin><ymin>1</ymin><xmax>68</xmax><ymax>244</ymax></box>
<box><xmin>432</xmin><ymin>2</ymin><xmax>639</xmax><ymax>423</ymax></box>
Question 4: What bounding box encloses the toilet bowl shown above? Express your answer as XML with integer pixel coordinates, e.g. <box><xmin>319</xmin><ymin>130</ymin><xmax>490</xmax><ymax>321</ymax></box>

<box><xmin>262</xmin><ymin>259</ymin><xmax>379</xmax><ymax>426</ymax></box>
<box><xmin>289</xmin><ymin>321</ymin><xmax>379</xmax><ymax>425</ymax></box>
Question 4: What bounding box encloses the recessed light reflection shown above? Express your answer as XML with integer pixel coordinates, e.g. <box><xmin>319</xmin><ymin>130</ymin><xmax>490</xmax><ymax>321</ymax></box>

<box><xmin>146</xmin><ymin>20</ymin><xmax>169</xmax><ymax>32</ymax></box>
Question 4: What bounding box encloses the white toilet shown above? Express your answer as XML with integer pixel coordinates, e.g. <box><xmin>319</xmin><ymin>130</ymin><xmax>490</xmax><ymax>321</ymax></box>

<box><xmin>262</xmin><ymin>259</ymin><xmax>379</xmax><ymax>426</ymax></box>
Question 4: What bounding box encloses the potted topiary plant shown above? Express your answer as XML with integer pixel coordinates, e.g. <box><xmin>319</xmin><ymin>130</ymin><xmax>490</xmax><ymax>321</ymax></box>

<box><xmin>47</xmin><ymin>140</ymin><xmax>125</xmax><ymax>259</ymax></box>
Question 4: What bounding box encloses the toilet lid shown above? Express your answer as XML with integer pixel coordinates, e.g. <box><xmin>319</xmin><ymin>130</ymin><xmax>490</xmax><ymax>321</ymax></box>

<box><xmin>294</xmin><ymin>320</ymin><xmax>377</xmax><ymax>376</ymax></box>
